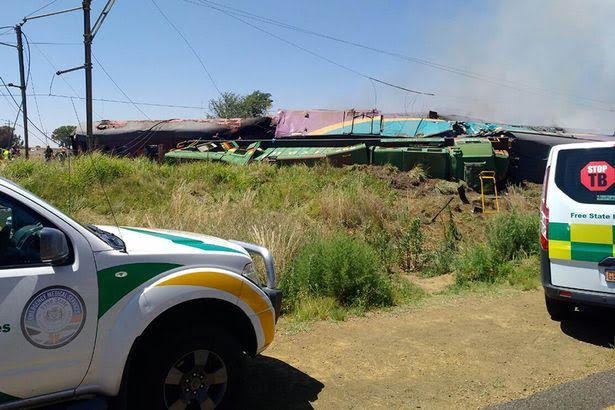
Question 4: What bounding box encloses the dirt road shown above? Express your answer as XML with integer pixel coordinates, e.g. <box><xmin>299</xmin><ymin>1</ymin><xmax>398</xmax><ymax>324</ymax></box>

<box><xmin>246</xmin><ymin>290</ymin><xmax>615</xmax><ymax>409</ymax></box>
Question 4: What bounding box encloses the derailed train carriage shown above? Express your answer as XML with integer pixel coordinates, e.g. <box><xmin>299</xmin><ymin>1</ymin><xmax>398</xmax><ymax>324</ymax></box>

<box><xmin>74</xmin><ymin>109</ymin><xmax>615</xmax><ymax>187</ymax></box>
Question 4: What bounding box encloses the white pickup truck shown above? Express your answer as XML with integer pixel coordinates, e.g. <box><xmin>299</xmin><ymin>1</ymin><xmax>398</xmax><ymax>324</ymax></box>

<box><xmin>0</xmin><ymin>177</ymin><xmax>281</xmax><ymax>409</ymax></box>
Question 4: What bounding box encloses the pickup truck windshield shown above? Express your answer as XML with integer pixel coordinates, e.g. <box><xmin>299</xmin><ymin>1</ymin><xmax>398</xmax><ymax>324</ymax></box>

<box><xmin>85</xmin><ymin>224</ymin><xmax>126</xmax><ymax>251</ymax></box>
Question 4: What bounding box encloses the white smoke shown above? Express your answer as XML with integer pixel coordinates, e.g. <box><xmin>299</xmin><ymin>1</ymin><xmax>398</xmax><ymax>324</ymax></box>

<box><xmin>421</xmin><ymin>0</ymin><xmax>615</xmax><ymax>133</ymax></box>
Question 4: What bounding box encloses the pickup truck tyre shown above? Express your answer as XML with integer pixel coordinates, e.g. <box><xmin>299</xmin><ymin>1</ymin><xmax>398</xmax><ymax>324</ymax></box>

<box><xmin>131</xmin><ymin>326</ymin><xmax>245</xmax><ymax>410</ymax></box>
<box><xmin>545</xmin><ymin>295</ymin><xmax>575</xmax><ymax>321</ymax></box>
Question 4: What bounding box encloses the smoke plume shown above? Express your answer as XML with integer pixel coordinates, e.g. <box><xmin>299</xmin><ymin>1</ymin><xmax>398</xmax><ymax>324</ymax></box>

<box><xmin>425</xmin><ymin>0</ymin><xmax>615</xmax><ymax>133</ymax></box>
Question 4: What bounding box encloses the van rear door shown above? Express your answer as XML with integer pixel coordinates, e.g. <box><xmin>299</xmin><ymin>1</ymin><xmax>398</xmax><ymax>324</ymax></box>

<box><xmin>548</xmin><ymin>145</ymin><xmax>615</xmax><ymax>294</ymax></box>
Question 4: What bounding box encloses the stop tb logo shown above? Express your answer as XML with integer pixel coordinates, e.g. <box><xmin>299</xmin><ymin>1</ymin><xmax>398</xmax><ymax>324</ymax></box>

<box><xmin>580</xmin><ymin>161</ymin><xmax>615</xmax><ymax>192</ymax></box>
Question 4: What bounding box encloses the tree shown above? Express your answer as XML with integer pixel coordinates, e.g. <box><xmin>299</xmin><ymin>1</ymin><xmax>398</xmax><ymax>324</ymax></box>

<box><xmin>51</xmin><ymin>125</ymin><xmax>76</xmax><ymax>148</ymax></box>
<box><xmin>241</xmin><ymin>90</ymin><xmax>273</xmax><ymax>117</ymax></box>
<box><xmin>208</xmin><ymin>90</ymin><xmax>272</xmax><ymax>118</ymax></box>
<box><xmin>0</xmin><ymin>126</ymin><xmax>22</xmax><ymax>148</ymax></box>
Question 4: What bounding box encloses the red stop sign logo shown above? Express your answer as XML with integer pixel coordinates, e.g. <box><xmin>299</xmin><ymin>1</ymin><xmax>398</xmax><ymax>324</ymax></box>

<box><xmin>580</xmin><ymin>161</ymin><xmax>615</xmax><ymax>191</ymax></box>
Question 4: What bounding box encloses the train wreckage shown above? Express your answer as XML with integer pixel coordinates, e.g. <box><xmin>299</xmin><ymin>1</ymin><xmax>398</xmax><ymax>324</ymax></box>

<box><xmin>74</xmin><ymin>109</ymin><xmax>615</xmax><ymax>187</ymax></box>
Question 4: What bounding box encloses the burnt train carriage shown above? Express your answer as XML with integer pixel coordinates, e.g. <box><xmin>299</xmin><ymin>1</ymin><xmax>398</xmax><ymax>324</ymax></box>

<box><xmin>73</xmin><ymin>117</ymin><xmax>274</xmax><ymax>156</ymax></box>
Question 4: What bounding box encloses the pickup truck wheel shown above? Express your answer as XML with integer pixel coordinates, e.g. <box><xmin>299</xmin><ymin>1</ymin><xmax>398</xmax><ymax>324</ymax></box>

<box><xmin>545</xmin><ymin>295</ymin><xmax>575</xmax><ymax>321</ymax></box>
<box><xmin>132</xmin><ymin>326</ymin><xmax>244</xmax><ymax>410</ymax></box>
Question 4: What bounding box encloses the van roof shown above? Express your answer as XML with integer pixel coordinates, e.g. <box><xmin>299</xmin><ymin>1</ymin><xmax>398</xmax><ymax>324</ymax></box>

<box><xmin>550</xmin><ymin>141</ymin><xmax>615</xmax><ymax>158</ymax></box>
<box><xmin>553</xmin><ymin>141</ymin><xmax>614</xmax><ymax>153</ymax></box>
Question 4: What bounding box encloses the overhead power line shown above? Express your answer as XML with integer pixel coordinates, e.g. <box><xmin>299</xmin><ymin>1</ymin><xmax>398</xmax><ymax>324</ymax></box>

<box><xmin>91</xmin><ymin>53</ymin><xmax>152</xmax><ymax>120</ymax></box>
<box><xmin>32</xmin><ymin>41</ymin><xmax>82</xmax><ymax>46</ymax></box>
<box><xmin>150</xmin><ymin>0</ymin><xmax>222</xmax><ymax>95</ymax></box>
<box><xmin>52</xmin><ymin>93</ymin><xmax>205</xmax><ymax>109</ymax></box>
<box><xmin>0</xmin><ymin>28</ymin><xmax>15</xmax><ymax>37</ymax></box>
<box><xmin>24</xmin><ymin>0</ymin><xmax>62</xmax><ymax>18</ymax></box>
<box><xmin>0</xmin><ymin>92</ymin><xmax>206</xmax><ymax>110</ymax></box>
<box><xmin>186</xmin><ymin>0</ymin><xmax>615</xmax><ymax>112</ymax></box>
<box><xmin>87</xmin><ymin>54</ymin><xmax>176</xmax><ymax>154</ymax></box>
<box><xmin>0</xmin><ymin>74</ymin><xmax>50</xmax><ymax>146</ymax></box>
<box><xmin>184</xmin><ymin>0</ymin><xmax>433</xmax><ymax>96</ymax></box>
<box><xmin>0</xmin><ymin>73</ymin><xmax>23</xmax><ymax>134</ymax></box>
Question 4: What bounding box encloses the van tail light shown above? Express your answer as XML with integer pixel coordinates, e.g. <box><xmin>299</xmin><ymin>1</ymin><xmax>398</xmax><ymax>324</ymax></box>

<box><xmin>540</xmin><ymin>166</ymin><xmax>550</xmax><ymax>251</ymax></box>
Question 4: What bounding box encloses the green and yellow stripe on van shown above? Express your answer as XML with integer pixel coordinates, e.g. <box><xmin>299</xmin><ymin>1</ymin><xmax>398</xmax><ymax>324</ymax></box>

<box><xmin>548</xmin><ymin>222</ymin><xmax>615</xmax><ymax>262</ymax></box>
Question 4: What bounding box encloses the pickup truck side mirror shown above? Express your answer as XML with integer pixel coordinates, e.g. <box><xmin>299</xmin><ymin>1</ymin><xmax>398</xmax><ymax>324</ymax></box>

<box><xmin>39</xmin><ymin>227</ymin><xmax>70</xmax><ymax>264</ymax></box>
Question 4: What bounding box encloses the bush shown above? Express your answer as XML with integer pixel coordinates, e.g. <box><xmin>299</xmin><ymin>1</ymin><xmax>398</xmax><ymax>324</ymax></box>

<box><xmin>455</xmin><ymin>244</ymin><xmax>502</xmax><ymax>285</ymax></box>
<box><xmin>364</xmin><ymin>226</ymin><xmax>398</xmax><ymax>274</ymax></box>
<box><xmin>487</xmin><ymin>211</ymin><xmax>538</xmax><ymax>261</ymax></box>
<box><xmin>455</xmin><ymin>210</ymin><xmax>540</xmax><ymax>287</ymax></box>
<box><xmin>282</xmin><ymin>232</ymin><xmax>394</xmax><ymax>309</ymax></box>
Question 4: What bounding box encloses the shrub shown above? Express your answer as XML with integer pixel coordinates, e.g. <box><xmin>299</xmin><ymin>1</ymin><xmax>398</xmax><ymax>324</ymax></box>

<box><xmin>364</xmin><ymin>226</ymin><xmax>398</xmax><ymax>274</ymax></box>
<box><xmin>455</xmin><ymin>211</ymin><xmax>540</xmax><ymax>287</ymax></box>
<box><xmin>455</xmin><ymin>244</ymin><xmax>502</xmax><ymax>285</ymax></box>
<box><xmin>282</xmin><ymin>232</ymin><xmax>394</xmax><ymax>309</ymax></box>
<box><xmin>425</xmin><ymin>208</ymin><xmax>461</xmax><ymax>277</ymax></box>
<box><xmin>398</xmin><ymin>217</ymin><xmax>425</xmax><ymax>272</ymax></box>
<box><xmin>487</xmin><ymin>211</ymin><xmax>538</xmax><ymax>261</ymax></box>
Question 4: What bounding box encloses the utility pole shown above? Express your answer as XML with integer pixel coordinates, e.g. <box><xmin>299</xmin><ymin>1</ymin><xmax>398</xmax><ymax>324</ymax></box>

<box><xmin>83</xmin><ymin>0</ymin><xmax>93</xmax><ymax>151</ymax></box>
<box><xmin>20</xmin><ymin>0</ymin><xmax>116</xmax><ymax>153</ymax></box>
<box><xmin>15</xmin><ymin>25</ymin><xmax>29</xmax><ymax>159</ymax></box>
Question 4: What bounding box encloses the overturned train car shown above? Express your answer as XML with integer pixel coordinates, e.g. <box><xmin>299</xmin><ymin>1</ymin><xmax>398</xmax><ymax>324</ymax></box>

<box><xmin>76</xmin><ymin>109</ymin><xmax>615</xmax><ymax>186</ymax></box>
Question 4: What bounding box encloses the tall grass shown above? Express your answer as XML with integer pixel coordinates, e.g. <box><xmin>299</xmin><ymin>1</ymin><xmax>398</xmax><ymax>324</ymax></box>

<box><xmin>455</xmin><ymin>211</ymin><xmax>539</xmax><ymax>288</ymax></box>
<box><xmin>425</xmin><ymin>207</ymin><xmax>461</xmax><ymax>277</ymax></box>
<box><xmin>0</xmin><ymin>155</ymin><xmax>541</xmax><ymax>320</ymax></box>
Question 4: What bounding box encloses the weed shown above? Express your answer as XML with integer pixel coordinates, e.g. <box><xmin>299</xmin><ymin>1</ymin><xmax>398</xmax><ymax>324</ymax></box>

<box><xmin>506</xmin><ymin>256</ymin><xmax>540</xmax><ymax>290</ymax></box>
<box><xmin>454</xmin><ymin>211</ymin><xmax>540</xmax><ymax>288</ymax></box>
<box><xmin>288</xmin><ymin>296</ymin><xmax>349</xmax><ymax>322</ymax></box>
<box><xmin>455</xmin><ymin>244</ymin><xmax>500</xmax><ymax>285</ymax></box>
<box><xmin>425</xmin><ymin>207</ymin><xmax>461</xmax><ymax>277</ymax></box>
<box><xmin>398</xmin><ymin>217</ymin><xmax>425</xmax><ymax>272</ymax></box>
<box><xmin>487</xmin><ymin>211</ymin><xmax>538</xmax><ymax>261</ymax></box>
<box><xmin>364</xmin><ymin>225</ymin><xmax>398</xmax><ymax>274</ymax></box>
<box><xmin>391</xmin><ymin>275</ymin><xmax>428</xmax><ymax>305</ymax></box>
<box><xmin>282</xmin><ymin>232</ymin><xmax>394</xmax><ymax>309</ymax></box>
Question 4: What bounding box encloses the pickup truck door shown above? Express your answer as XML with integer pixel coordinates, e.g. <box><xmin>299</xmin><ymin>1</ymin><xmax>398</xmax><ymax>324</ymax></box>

<box><xmin>0</xmin><ymin>191</ymin><xmax>98</xmax><ymax>401</ymax></box>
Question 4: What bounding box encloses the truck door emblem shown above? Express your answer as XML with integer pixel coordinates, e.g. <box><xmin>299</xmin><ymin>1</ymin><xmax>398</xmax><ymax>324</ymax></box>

<box><xmin>114</xmin><ymin>271</ymin><xmax>128</xmax><ymax>278</ymax></box>
<box><xmin>21</xmin><ymin>286</ymin><xmax>86</xmax><ymax>349</ymax></box>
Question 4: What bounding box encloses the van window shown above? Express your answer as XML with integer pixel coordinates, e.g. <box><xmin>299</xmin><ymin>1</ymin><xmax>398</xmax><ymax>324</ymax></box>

<box><xmin>555</xmin><ymin>148</ymin><xmax>615</xmax><ymax>204</ymax></box>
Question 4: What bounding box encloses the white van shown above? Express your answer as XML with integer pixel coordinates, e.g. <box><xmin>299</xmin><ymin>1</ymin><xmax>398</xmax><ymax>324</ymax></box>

<box><xmin>541</xmin><ymin>141</ymin><xmax>615</xmax><ymax>320</ymax></box>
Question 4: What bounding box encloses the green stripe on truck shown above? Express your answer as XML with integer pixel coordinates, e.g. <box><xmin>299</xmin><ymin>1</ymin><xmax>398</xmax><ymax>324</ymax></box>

<box><xmin>123</xmin><ymin>227</ymin><xmax>244</xmax><ymax>254</ymax></box>
<box><xmin>97</xmin><ymin>263</ymin><xmax>181</xmax><ymax>319</ymax></box>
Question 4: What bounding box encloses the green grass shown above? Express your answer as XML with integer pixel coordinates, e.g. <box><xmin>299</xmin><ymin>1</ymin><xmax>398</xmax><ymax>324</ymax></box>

<box><xmin>281</xmin><ymin>232</ymin><xmax>394</xmax><ymax>310</ymax></box>
<box><xmin>454</xmin><ymin>211</ymin><xmax>540</xmax><ymax>288</ymax></box>
<box><xmin>0</xmin><ymin>155</ymin><xmax>541</xmax><ymax>323</ymax></box>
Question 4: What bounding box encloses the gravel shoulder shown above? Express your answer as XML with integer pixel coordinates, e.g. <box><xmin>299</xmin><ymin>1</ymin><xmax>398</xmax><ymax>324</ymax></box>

<box><xmin>247</xmin><ymin>290</ymin><xmax>615</xmax><ymax>409</ymax></box>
